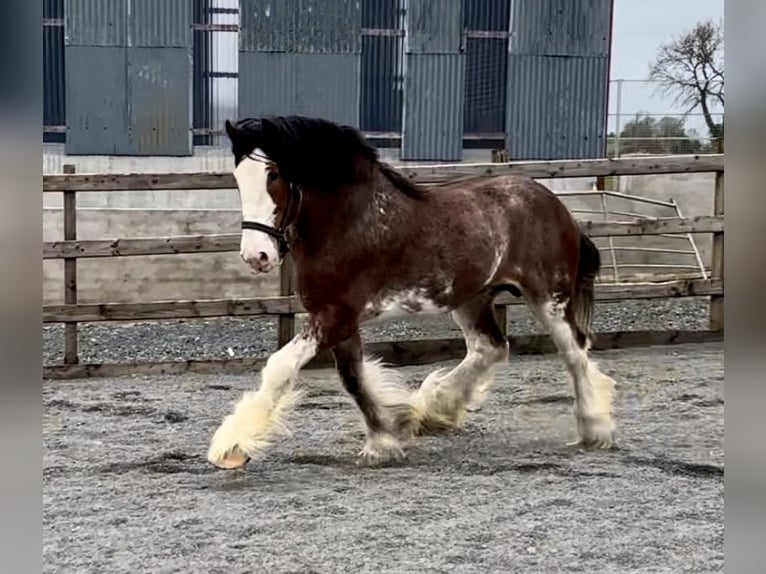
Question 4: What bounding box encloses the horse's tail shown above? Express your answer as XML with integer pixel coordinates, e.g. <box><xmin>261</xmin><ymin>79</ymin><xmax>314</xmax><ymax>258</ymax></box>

<box><xmin>573</xmin><ymin>229</ymin><xmax>601</xmax><ymax>348</ymax></box>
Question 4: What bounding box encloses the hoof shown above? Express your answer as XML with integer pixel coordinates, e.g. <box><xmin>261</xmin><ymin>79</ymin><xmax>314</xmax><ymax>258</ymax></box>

<box><xmin>357</xmin><ymin>433</ymin><xmax>406</xmax><ymax>466</ymax></box>
<box><xmin>207</xmin><ymin>445</ymin><xmax>251</xmax><ymax>470</ymax></box>
<box><xmin>568</xmin><ymin>416</ymin><xmax>616</xmax><ymax>450</ymax></box>
<box><xmin>567</xmin><ymin>436</ymin><xmax>615</xmax><ymax>450</ymax></box>
<box><xmin>465</xmin><ymin>391</ymin><xmax>489</xmax><ymax>412</ymax></box>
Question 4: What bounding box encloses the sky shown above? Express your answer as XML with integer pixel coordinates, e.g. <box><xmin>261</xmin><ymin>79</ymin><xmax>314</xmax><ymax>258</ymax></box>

<box><xmin>608</xmin><ymin>0</ymin><xmax>724</xmax><ymax>135</ymax></box>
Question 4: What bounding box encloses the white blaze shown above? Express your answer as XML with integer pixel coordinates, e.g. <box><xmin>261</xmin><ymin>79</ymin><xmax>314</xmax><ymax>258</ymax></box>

<box><xmin>233</xmin><ymin>151</ymin><xmax>280</xmax><ymax>271</ymax></box>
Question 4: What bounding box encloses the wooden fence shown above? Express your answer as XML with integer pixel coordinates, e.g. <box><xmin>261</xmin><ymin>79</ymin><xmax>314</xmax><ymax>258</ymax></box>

<box><xmin>42</xmin><ymin>154</ymin><xmax>725</xmax><ymax>379</ymax></box>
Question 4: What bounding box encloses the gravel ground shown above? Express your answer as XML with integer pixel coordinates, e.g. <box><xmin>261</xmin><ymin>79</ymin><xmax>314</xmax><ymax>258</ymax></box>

<box><xmin>43</xmin><ymin>341</ymin><xmax>724</xmax><ymax>573</ymax></box>
<box><xmin>43</xmin><ymin>298</ymin><xmax>710</xmax><ymax>365</ymax></box>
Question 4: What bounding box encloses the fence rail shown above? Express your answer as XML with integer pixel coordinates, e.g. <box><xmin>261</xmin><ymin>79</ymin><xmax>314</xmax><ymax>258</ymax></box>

<box><xmin>42</xmin><ymin>154</ymin><xmax>724</xmax><ymax>192</ymax></box>
<box><xmin>42</xmin><ymin>216</ymin><xmax>723</xmax><ymax>260</ymax></box>
<box><xmin>43</xmin><ymin>278</ymin><xmax>722</xmax><ymax>324</ymax></box>
<box><xmin>42</xmin><ymin>154</ymin><xmax>725</xmax><ymax>379</ymax></box>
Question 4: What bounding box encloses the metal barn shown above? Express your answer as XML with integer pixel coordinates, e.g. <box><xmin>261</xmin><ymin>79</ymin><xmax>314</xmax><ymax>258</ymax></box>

<box><xmin>43</xmin><ymin>0</ymin><xmax>614</xmax><ymax>160</ymax></box>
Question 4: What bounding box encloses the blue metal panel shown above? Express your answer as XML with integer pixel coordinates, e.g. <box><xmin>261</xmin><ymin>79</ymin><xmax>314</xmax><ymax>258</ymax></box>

<box><xmin>65</xmin><ymin>46</ymin><xmax>131</xmax><ymax>154</ymax></box>
<box><xmin>44</xmin><ymin>0</ymin><xmax>66</xmax><ymax>142</ymax></box>
<box><xmin>463</xmin><ymin>38</ymin><xmax>507</xmax><ymax>134</ymax></box>
<box><xmin>128</xmin><ymin>48</ymin><xmax>193</xmax><ymax>155</ymax></box>
<box><xmin>239</xmin><ymin>52</ymin><xmax>360</xmax><ymax>126</ymax></box>
<box><xmin>462</xmin><ymin>0</ymin><xmax>509</xmax><ymax>31</ymax></box>
<box><xmin>362</xmin><ymin>0</ymin><xmax>401</xmax><ymax>28</ymax></box>
<box><xmin>360</xmin><ymin>34</ymin><xmax>403</xmax><ymax>133</ymax></box>
<box><xmin>193</xmin><ymin>0</ymin><xmax>213</xmax><ymax>145</ymax></box>
<box><xmin>43</xmin><ymin>18</ymin><xmax>65</xmax><ymax>129</ymax></box>
<box><xmin>239</xmin><ymin>0</ymin><xmax>298</xmax><ymax>53</ymax></box>
<box><xmin>239</xmin><ymin>53</ymin><xmax>295</xmax><ymax>117</ymax></box>
<box><xmin>296</xmin><ymin>0</ymin><xmax>362</xmax><ymax>53</ymax></box>
<box><xmin>65</xmin><ymin>0</ymin><xmax>126</xmax><ymax>47</ymax></box>
<box><xmin>241</xmin><ymin>0</ymin><xmax>361</xmax><ymax>53</ymax></box>
<box><xmin>505</xmin><ymin>55</ymin><xmax>609</xmax><ymax>159</ymax></box>
<box><xmin>401</xmin><ymin>54</ymin><xmax>465</xmax><ymax>161</ymax></box>
<box><xmin>406</xmin><ymin>0</ymin><xmax>463</xmax><ymax>54</ymax></box>
<box><xmin>460</xmin><ymin>0</ymin><xmax>510</xmax><ymax>135</ymax></box>
<box><xmin>64</xmin><ymin>0</ymin><xmax>194</xmax><ymax>154</ymax></box>
<box><xmin>510</xmin><ymin>0</ymin><xmax>613</xmax><ymax>57</ymax></box>
<box><xmin>130</xmin><ymin>0</ymin><xmax>193</xmax><ymax>48</ymax></box>
<box><xmin>44</xmin><ymin>0</ymin><xmax>64</xmax><ymax>18</ymax></box>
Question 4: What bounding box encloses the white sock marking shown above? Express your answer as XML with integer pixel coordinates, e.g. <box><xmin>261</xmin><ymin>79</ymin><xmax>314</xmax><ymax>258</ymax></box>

<box><xmin>207</xmin><ymin>332</ymin><xmax>318</xmax><ymax>465</ymax></box>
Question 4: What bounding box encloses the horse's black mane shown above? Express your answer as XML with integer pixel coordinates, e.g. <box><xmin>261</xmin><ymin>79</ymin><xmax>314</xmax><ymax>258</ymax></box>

<box><xmin>229</xmin><ymin>115</ymin><xmax>427</xmax><ymax>199</ymax></box>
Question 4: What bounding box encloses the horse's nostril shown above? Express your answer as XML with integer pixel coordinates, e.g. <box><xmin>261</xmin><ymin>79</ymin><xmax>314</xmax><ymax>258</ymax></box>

<box><xmin>258</xmin><ymin>252</ymin><xmax>269</xmax><ymax>263</ymax></box>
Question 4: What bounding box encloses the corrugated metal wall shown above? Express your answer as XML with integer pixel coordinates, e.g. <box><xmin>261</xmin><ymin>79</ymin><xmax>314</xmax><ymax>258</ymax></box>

<box><xmin>360</xmin><ymin>0</ymin><xmax>404</xmax><ymax>135</ymax></box>
<box><xmin>43</xmin><ymin>0</ymin><xmax>65</xmax><ymax>143</ymax></box>
<box><xmin>462</xmin><ymin>0</ymin><xmax>510</xmax><ymax>136</ymax></box>
<box><xmin>505</xmin><ymin>0</ymin><xmax>613</xmax><ymax>159</ymax></box>
<box><xmin>64</xmin><ymin>0</ymin><xmax>193</xmax><ymax>155</ymax></box>
<box><xmin>401</xmin><ymin>0</ymin><xmax>465</xmax><ymax>161</ymax></box>
<box><xmin>193</xmin><ymin>0</ymin><xmax>213</xmax><ymax>146</ymax></box>
<box><xmin>238</xmin><ymin>0</ymin><xmax>362</xmax><ymax>126</ymax></box>
<box><xmin>43</xmin><ymin>0</ymin><xmax>613</xmax><ymax>160</ymax></box>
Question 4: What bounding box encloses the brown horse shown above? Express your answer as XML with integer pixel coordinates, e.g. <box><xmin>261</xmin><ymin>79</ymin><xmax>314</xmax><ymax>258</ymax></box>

<box><xmin>207</xmin><ymin>115</ymin><xmax>616</xmax><ymax>470</ymax></box>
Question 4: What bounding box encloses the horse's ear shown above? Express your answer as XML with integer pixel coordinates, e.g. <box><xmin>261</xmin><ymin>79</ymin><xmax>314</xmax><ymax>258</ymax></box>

<box><xmin>224</xmin><ymin>119</ymin><xmax>236</xmax><ymax>141</ymax></box>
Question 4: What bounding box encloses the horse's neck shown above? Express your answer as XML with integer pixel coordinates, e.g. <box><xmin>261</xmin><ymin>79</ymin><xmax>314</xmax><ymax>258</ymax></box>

<box><xmin>295</xmin><ymin>170</ymin><xmax>418</xmax><ymax>258</ymax></box>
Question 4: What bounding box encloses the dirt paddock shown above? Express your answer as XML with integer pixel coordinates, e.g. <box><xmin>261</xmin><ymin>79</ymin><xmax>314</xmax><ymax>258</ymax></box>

<box><xmin>43</xmin><ymin>342</ymin><xmax>724</xmax><ymax>573</ymax></box>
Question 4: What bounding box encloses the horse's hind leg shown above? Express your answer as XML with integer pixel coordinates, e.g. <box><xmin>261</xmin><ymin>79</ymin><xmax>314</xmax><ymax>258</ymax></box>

<box><xmin>332</xmin><ymin>332</ymin><xmax>415</xmax><ymax>465</ymax></box>
<box><xmin>530</xmin><ymin>296</ymin><xmax>616</xmax><ymax>448</ymax></box>
<box><xmin>410</xmin><ymin>292</ymin><xmax>509</xmax><ymax>434</ymax></box>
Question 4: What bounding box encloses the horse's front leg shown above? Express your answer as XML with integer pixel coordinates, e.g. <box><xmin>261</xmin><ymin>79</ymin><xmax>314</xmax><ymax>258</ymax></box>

<box><xmin>332</xmin><ymin>332</ymin><xmax>415</xmax><ymax>465</ymax></box>
<box><xmin>207</xmin><ymin>328</ymin><xmax>318</xmax><ymax>470</ymax></box>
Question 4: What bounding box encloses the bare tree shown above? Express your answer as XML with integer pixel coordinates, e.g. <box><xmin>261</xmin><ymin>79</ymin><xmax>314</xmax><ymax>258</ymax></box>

<box><xmin>649</xmin><ymin>19</ymin><xmax>724</xmax><ymax>140</ymax></box>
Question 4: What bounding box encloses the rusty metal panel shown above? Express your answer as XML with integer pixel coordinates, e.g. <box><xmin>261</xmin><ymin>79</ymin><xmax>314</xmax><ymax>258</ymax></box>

<box><xmin>505</xmin><ymin>55</ymin><xmax>609</xmax><ymax>160</ymax></box>
<box><xmin>239</xmin><ymin>52</ymin><xmax>360</xmax><ymax>126</ymax></box>
<box><xmin>65</xmin><ymin>0</ymin><xmax>126</xmax><ymax>47</ymax></box>
<box><xmin>128</xmin><ymin>48</ymin><xmax>193</xmax><ymax>155</ymax></box>
<box><xmin>510</xmin><ymin>0</ymin><xmax>613</xmax><ymax>57</ymax></box>
<box><xmin>240</xmin><ymin>0</ymin><xmax>361</xmax><ymax>53</ymax></box>
<box><xmin>130</xmin><ymin>0</ymin><xmax>193</xmax><ymax>48</ymax></box>
<box><xmin>401</xmin><ymin>54</ymin><xmax>465</xmax><ymax>161</ymax></box>
<box><xmin>65</xmin><ymin>46</ymin><xmax>131</xmax><ymax>154</ymax></box>
<box><xmin>406</xmin><ymin>0</ymin><xmax>463</xmax><ymax>54</ymax></box>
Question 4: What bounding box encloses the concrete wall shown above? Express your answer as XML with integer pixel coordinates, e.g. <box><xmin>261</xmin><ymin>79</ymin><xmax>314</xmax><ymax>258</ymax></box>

<box><xmin>43</xmin><ymin>146</ymin><xmax>716</xmax><ymax>304</ymax></box>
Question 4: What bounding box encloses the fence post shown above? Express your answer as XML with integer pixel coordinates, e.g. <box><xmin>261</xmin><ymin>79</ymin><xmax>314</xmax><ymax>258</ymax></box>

<box><xmin>62</xmin><ymin>164</ymin><xmax>79</xmax><ymax>364</ymax></box>
<box><xmin>709</xmin><ymin>139</ymin><xmax>724</xmax><ymax>331</ymax></box>
<box><xmin>278</xmin><ymin>254</ymin><xmax>296</xmax><ymax>347</ymax></box>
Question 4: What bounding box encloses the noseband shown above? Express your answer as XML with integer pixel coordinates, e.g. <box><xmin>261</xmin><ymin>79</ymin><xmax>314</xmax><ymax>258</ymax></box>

<box><xmin>240</xmin><ymin>180</ymin><xmax>303</xmax><ymax>259</ymax></box>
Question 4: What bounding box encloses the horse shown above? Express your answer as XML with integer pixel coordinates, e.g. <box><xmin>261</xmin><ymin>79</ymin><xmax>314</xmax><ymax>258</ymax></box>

<box><xmin>207</xmin><ymin>115</ymin><xmax>617</xmax><ymax>470</ymax></box>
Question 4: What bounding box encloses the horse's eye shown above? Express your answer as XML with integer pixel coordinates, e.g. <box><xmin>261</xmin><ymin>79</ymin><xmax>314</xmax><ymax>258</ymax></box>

<box><xmin>267</xmin><ymin>171</ymin><xmax>279</xmax><ymax>184</ymax></box>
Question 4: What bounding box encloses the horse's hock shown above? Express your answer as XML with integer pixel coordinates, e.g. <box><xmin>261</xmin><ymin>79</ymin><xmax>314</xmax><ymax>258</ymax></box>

<box><xmin>42</xmin><ymin>154</ymin><xmax>724</xmax><ymax>378</ymax></box>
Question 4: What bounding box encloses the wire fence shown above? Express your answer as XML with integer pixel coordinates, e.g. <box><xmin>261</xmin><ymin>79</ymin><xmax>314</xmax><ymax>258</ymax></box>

<box><xmin>607</xmin><ymin>78</ymin><xmax>724</xmax><ymax>157</ymax></box>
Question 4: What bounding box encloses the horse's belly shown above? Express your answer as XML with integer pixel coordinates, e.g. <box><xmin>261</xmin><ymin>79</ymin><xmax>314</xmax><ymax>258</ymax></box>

<box><xmin>361</xmin><ymin>289</ymin><xmax>452</xmax><ymax>325</ymax></box>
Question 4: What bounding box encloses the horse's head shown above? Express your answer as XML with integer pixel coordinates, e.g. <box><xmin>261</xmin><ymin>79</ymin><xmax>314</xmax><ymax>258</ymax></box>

<box><xmin>225</xmin><ymin>115</ymin><xmax>381</xmax><ymax>273</ymax></box>
<box><xmin>224</xmin><ymin>118</ymin><xmax>295</xmax><ymax>273</ymax></box>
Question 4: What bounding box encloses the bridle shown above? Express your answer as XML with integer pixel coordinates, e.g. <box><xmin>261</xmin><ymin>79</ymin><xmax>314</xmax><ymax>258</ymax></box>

<box><xmin>239</xmin><ymin>152</ymin><xmax>303</xmax><ymax>259</ymax></box>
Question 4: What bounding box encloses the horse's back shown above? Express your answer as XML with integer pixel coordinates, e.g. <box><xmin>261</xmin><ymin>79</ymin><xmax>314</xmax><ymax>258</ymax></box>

<box><xmin>430</xmin><ymin>174</ymin><xmax>571</xmax><ymax>222</ymax></box>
